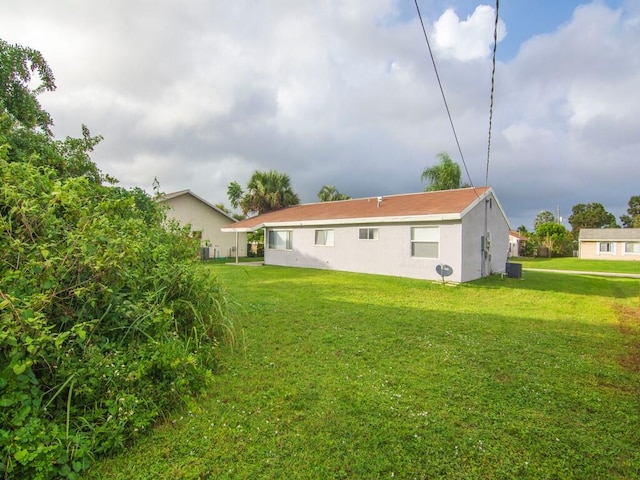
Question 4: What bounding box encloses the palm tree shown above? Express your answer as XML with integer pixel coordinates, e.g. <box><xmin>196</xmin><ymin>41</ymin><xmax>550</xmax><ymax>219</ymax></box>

<box><xmin>317</xmin><ymin>185</ymin><xmax>351</xmax><ymax>202</ymax></box>
<box><xmin>231</xmin><ymin>170</ymin><xmax>300</xmax><ymax>216</ymax></box>
<box><xmin>421</xmin><ymin>152</ymin><xmax>462</xmax><ymax>192</ymax></box>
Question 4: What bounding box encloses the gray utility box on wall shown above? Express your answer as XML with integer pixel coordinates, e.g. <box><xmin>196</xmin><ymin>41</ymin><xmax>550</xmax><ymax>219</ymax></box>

<box><xmin>505</xmin><ymin>262</ymin><xmax>522</xmax><ymax>279</ymax></box>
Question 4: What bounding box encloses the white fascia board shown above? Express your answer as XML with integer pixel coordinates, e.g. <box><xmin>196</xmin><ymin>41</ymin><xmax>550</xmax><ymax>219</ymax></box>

<box><xmin>460</xmin><ymin>188</ymin><xmax>511</xmax><ymax>228</ymax></box>
<box><xmin>459</xmin><ymin>188</ymin><xmax>490</xmax><ymax>218</ymax></box>
<box><xmin>221</xmin><ymin>226</ymin><xmax>261</xmax><ymax>233</ymax></box>
<box><xmin>221</xmin><ymin>214</ymin><xmax>463</xmax><ymax>233</ymax></box>
<box><xmin>259</xmin><ymin>214</ymin><xmax>462</xmax><ymax>228</ymax></box>
<box><xmin>580</xmin><ymin>237</ymin><xmax>632</xmax><ymax>242</ymax></box>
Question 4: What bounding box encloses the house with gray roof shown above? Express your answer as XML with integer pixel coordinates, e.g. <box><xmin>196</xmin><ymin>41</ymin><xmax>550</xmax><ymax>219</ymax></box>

<box><xmin>223</xmin><ymin>187</ymin><xmax>510</xmax><ymax>283</ymax></box>
<box><xmin>578</xmin><ymin>228</ymin><xmax>640</xmax><ymax>261</ymax></box>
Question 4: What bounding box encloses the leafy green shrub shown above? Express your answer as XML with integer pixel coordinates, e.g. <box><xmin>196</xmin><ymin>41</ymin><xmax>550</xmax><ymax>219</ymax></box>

<box><xmin>0</xmin><ymin>157</ymin><xmax>233</xmax><ymax>478</ymax></box>
<box><xmin>0</xmin><ymin>37</ymin><xmax>234</xmax><ymax>478</ymax></box>
<box><xmin>530</xmin><ymin>222</ymin><xmax>573</xmax><ymax>257</ymax></box>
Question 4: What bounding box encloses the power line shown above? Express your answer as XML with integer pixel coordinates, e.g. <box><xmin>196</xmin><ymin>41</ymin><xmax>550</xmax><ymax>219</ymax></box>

<box><xmin>485</xmin><ymin>0</ymin><xmax>500</xmax><ymax>187</ymax></box>
<box><xmin>413</xmin><ymin>0</ymin><xmax>474</xmax><ymax>189</ymax></box>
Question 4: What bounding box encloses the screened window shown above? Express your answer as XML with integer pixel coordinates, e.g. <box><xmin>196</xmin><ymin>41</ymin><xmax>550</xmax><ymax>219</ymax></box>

<box><xmin>598</xmin><ymin>242</ymin><xmax>615</xmax><ymax>254</ymax></box>
<box><xmin>411</xmin><ymin>227</ymin><xmax>439</xmax><ymax>258</ymax></box>
<box><xmin>315</xmin><ymin>229</ymin><xmax>334</xmax><ymax>246</ymax></box>
<box><xmin>625</xmin><ymin>242</ymin><xmax>640</xmax><ymax>254</ymax></box>
<box><xmin>268</xmin><ymin>230</ymin><xmax>292</xmax><ymax>250</ymax></box>
<box><xmin>359</xmin><ymin>228</ymin><xmax>378</xmax><ymax>240</ymax></box>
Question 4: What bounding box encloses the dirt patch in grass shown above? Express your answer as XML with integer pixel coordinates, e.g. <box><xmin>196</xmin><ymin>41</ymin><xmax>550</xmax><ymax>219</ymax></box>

<box><xmin>616</xmin><ymin>305</ymin><xmax>640</xmax><ymax>372</ymax></box>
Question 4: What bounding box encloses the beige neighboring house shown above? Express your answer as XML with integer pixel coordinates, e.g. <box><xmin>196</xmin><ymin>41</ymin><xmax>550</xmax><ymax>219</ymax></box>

<box><xmin>578</xmin><ymin>228</ymin><xmax>640</xmax><ymax>261</ymax></box>
<box><xmin>223</xmin><ymin>187</ymin><xmax>510</xmax><ymax>283</ymax></box>
<box><xmin>158</xmin><ymin>190</ymin><xmax>247</xmax><ymax>259</ymax></box>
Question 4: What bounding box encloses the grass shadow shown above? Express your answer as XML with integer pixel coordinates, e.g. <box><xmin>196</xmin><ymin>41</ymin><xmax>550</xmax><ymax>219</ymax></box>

<box><xmin>476</xmin><ymin>269</ymin><xmax>640</xmax><ymax>299</ymax></box>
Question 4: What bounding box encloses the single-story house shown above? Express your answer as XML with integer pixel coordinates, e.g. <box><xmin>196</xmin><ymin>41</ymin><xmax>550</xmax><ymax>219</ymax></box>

<box><xmin>578</xmin><ymin>228</ymin><xmax>640</xmax><ymax>261</ymax></box>
<box><xmin>157</xmin><ymin>190</ymin><xmax>247</xmax><ymax>259</ymax></box>
<box><xmin>222</xmin><ymin>187</ymin><xmax>510</xmax><ymax>283</ymax></box>
<box><xmin>508</xmin><ymin>230</ymin><xmax>528</xmax><ymax>257</ymax></box>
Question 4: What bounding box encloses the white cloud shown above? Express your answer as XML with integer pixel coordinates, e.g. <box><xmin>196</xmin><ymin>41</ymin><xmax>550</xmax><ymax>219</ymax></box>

<box><xmin>433</xmin><ymin>5</ymin><xmax>506</xmax><ymax>61</ymax></box>
<box><xmin>0</xmin><ymin>1</ymin><xmax>638</xmax><ymax>229</ymax></box>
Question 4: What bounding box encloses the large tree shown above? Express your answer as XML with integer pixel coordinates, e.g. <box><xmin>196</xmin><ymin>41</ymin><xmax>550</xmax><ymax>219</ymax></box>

<box><xmin>0</xmin><ymin>39</ymin><xmax>107</xmax><ymax>183</ymax></box>
<box><xmin>421</xmin><ymin>152</ymin><xmax>462</xmax><ymax>191</ymax></box>
<box><xmin>0</xmin><ymin>38</ymin><xmax>55</xmax><ymax>132</ymax></box>
<box><xmin>620</xmin><ymin>195</ymin><xmax>640</xmax><ymax>228</ymax></box>
<box><xmin>228</xmin><ymin>169</ymin><xmax>300</xmax><ymax>216</ymax></box>
<box><xmin>533</xmin><ymin>222</ymin><xmax>573</xmax><ymax>257</ymax></box>
<box><xmin>533</xmin><ymin>210</ymin><xmax>556</xmax><ymax>230</ymax></box>
<box><xmin>318</xmin><ymin>185</ymin><xmax>351</xmax><ymax>202</ymax></box>
<box><xmin>568</xmin><ymin>202</ymin><xmax>618</xmax><ymax>235</ymax></box>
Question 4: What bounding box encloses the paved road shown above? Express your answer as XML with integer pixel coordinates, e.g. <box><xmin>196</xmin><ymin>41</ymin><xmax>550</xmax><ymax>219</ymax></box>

<box><xmin>523</xmin><ymin>268</ymin><xmax>640</xmax><ymax>279</ymax></box>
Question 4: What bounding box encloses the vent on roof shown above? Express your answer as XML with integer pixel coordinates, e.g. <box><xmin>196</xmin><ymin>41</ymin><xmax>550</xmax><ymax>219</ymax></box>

<box><xmin>377</xmin><ymin>196</ymin><xmax>383</xmax><ymax>208</ymax></box>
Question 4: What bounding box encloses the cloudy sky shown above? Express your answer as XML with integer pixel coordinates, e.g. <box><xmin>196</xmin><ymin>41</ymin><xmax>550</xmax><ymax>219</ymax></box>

<box><xmin>1</xmin><ymin>0</ymin><xmax>638</xmax><ymax>229</ymax></box>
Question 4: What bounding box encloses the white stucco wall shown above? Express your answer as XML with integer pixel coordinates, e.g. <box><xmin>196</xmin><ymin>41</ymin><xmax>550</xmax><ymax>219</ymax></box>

<box><xmin>265</xmin><ymin>222</ymin><xmax>465</xmax><ymax>282</ymax></box>
<box><xmin>460</xmin><ymin>193</ymin><xmax>510</xmax><ymax>282</ymax></box>
<box><xmin>163</xmin><ymin>194</ymin><xmax>247</xmax><ymax>258</ymax></box>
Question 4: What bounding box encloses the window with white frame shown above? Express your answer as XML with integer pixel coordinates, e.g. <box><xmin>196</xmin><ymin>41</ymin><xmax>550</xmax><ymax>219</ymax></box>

<box><xmin>598</xmin><ymin>241</ymin><xmax>615</xmax><ymax>254</ymax></box>
<box><xmin>625</xmin><ymin>242</ymin><xmax>640</xmax><ymax>254</ymax></box>
<box><xmin>268</xmin><ymin>230</ymin><xmax>292</xmax><ymax>250</ymax></box>
<box><xmin>359</xmin><ymin>227</ymin><xmax>378</xmax><ymax>240</ymax></box>
<box><xmin>411</xmin><ymin>226</ymin><xmax>439</xmax><ymax>258</ymax></box>
<box><xmin>315</xmin><ymin>229</ymin><xmax>334</xmax><ymax>246</ymax></box>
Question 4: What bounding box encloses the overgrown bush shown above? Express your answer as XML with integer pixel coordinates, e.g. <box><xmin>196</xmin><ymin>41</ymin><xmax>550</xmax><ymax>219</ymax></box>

<box><xmin>0</xmin><ymin>38</ymin><xmax>234</xmax><ymax>479</ymax></box>
<box><xmin>0</xmin><ymin>158</ymin><xmax>233</xmax><ymax>478</ymax></box>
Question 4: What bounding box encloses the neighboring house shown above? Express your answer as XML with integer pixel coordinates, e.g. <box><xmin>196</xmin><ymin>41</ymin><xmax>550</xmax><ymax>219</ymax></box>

<box><xmin>578</xmin><ymin>228</ymin><xmax>640</xmax><ymax>261</ymax></box>
<box><xmin>222</xmin><ymin>187</ymin><xmax>510</xmax><ymax>283</ymax></box>
<box><xmin>158</xmin><ymin>190</ymin><xmax>247</xmax><ymax>259</ymax></box>
<box><xmin>508</xmin><ymin>230</ymin><xmax>527</xmax><ymax>257</ymax></box>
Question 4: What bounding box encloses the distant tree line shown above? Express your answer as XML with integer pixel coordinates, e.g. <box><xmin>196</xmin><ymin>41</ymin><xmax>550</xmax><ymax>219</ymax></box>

<box><xmin>517</xmin><ymin>196</ymin><xmax>639</xmax><ymax>257</ymax></box>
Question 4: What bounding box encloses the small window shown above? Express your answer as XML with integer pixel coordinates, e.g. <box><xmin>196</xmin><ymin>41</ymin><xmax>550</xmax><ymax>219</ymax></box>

<box><xmin>359</xmin><ymin>227</ymin><xmax>378</xmax><ymax>240</ymax></box>
<box><xmin>315</xmin><ymin>229</ymin><xmax>334</xmax><ymax>246</ymax></box>
<box><xmin>625</xmin><ymin>242</ymin><xmax>640</xmax><ymax>254</ymax></box>
<box><xmin>598</xmin><ymin>242</ymin><xmax>615</xmax><ymax>254</ymax></box>
<box><xmin>268</xmin><ymin>230</ymin><xmax>292</xmax><ymax>250</ymax></box>
<box><xmin>411</xmin><ymin>227</ymin><xmax>439</xmax><ymax>258</ymax></box>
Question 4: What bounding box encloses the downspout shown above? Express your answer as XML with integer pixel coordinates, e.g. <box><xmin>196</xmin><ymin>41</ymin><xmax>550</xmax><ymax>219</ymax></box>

<box><xmin>481</xmin><ymin>195</ymin><xmax>488</xmax><ymax>277</ymax></box>
<box><xmin>235</xmin><ymin>231</ymin><xmax>239</xmax><ymax>264</ymax></box>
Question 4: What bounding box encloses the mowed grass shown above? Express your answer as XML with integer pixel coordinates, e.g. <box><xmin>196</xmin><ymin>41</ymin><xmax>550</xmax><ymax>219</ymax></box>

<box><xmin>89</xmin><ymin>266</ymin><xmax>640</xmax><ymax>479</ymax></box>
<box><xmin>513</xmin><ymin>256</ymin><xmax>640</xmax><ymax>274</ymax></box>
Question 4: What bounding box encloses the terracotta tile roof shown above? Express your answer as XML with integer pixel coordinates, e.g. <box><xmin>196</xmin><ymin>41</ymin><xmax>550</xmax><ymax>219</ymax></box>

<box><xmin>223</xmin><ymin>187</ymin><xmax>491</xmax><ymax>231</ymax></box>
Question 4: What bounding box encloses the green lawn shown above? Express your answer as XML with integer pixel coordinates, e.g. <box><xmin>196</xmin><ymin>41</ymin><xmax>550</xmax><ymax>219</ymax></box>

<box><xmin>512</xmin><ymin>256</ymin><xmax>640</xmax><ymax>274</ymax></box>
<box><xmin>89</xmin><ymin>266</ymin><xmax>640</xmax><ymax>479</ymax></box>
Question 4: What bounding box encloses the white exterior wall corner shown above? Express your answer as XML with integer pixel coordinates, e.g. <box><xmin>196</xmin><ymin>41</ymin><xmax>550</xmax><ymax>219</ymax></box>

<box><xmin>163</xmin><ymin>194</ymin><xmax>247</xmax><ymax>258</ymax></box>
<box><xmin>460</xmin><ymin>192</ymin><xmax>510</xmax><ymax>282</ymax></box>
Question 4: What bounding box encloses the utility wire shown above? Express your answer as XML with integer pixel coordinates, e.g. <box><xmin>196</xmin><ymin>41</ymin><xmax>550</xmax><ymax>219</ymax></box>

<box><xmin>485</xmin><ymin>0</ymin><xmax>500</xmax><ymax>187</ymax></box>
<box><xmin>414</xmin><ymin>0</ymin><xmax>474</xmax><ymax>189</ymax></box>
